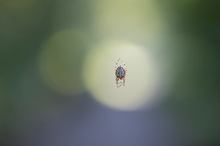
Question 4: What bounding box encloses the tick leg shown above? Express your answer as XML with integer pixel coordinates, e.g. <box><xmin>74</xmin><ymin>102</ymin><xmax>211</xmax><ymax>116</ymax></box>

<box><xmin>116</xmin><ymin>78</ymin><xmax>119</xmax><ymax>86</ymax></box>
<box><xmin>123</xmin><ymin>78</ymin><xmax>125</xmax><ymax>86</ymax></box>
<box><xmin>117</xmin><ymin>81</ymin><xmax>122</xmax><ymax>88</ymax></box>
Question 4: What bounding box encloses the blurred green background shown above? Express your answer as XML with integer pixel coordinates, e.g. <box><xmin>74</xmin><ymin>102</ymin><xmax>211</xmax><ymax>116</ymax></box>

<box><xmin>0</xmin><ymin>0</ymin><xmax>220</xmax><ymax>145</ymax></box>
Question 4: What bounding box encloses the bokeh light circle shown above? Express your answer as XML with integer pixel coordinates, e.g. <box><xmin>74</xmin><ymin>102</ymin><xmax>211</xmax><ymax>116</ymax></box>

<box><xmin>39</xmin><ymin>29</ymin><xmax>89</xmax><ymax>95</ymax></box>
<box><xmin>91</xmin><ymin>0</ymin><xmax>165</xmax><ymax>44</ymax></box>
<box><xmin>83</xmin><ymin>40</ymin><xmax>161</xmax><ymax>110</ymax></box>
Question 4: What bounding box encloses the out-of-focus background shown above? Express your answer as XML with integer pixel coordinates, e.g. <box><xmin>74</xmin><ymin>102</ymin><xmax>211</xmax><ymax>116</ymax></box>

<box><xmin>0</xmin><ymin>0</ymin><xmax>220</xmax><ymax>145</ymax></box>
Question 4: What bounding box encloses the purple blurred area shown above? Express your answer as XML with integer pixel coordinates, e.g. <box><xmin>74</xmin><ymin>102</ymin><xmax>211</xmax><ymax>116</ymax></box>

<box><xmin>1</xmin><ymin>0</ymin><xmax>220</xmax><ymax>146</ymax></box>
<box><xmin>5</xmin><ymin>94</ymin><xmax>189</xmax><ymax>146</ymax></box>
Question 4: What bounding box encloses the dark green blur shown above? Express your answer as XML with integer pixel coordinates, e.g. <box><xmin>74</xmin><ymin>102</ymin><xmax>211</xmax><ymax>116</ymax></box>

<box><xmin>0</xmin><ymin>0</ymin><xmax>220</xmax><ymax>145</ymax></box>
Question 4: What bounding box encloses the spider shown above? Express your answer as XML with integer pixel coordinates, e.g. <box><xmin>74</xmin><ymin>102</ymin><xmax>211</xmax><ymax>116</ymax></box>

<box><xmin>115</xmin><ymin>58</ymin><xmax>127</xmax><ymax>87</ymax></box>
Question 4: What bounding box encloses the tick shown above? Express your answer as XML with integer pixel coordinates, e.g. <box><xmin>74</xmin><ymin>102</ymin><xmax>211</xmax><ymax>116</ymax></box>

<box><xmin>115</xmin><ymin>58</ymin><xmax>127</xmax><ymax>87</ymax></box>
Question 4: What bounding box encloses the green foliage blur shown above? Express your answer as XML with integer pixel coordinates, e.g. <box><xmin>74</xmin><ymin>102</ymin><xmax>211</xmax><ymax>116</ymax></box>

<box><xmin>0</xmin><ymin>0</ymin><xmax>220</xmax><ymax>145</ymax></box>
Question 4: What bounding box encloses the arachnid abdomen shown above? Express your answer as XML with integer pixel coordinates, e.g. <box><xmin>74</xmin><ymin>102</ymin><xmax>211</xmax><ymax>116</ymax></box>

<box><xmin>115</xmin><ymin>66</ymin><xmax>126</xmax><ymax>79</ymax></box>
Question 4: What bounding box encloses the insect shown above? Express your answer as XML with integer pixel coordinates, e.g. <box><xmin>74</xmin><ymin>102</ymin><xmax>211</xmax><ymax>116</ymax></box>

<box><xmin>115</xmin><ymin>58</ymin><xmax>127</xmax><ymax>87</ymax></box>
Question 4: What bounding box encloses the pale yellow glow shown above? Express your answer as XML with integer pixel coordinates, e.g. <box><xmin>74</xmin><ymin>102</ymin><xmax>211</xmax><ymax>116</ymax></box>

<box><xmin>39</xmin><ymin>29</ymin><xmax>88</xmax><ymax>95</ymax></box>
<box><xmin>83</xmin><ymin>41</ymin><xmax>161</xmax><ymax>110</ymax></box>
<box><xmin>92</xmin><ymin>0</ymin><xmax>164</xmax><ymax>43</ymax></box>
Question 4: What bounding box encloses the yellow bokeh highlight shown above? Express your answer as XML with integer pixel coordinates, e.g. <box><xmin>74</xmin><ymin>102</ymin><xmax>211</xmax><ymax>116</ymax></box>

<box><xmin>83</xmin><ymin>40</ymin><xmax>161</xmax><ymax>110</ymax></box>
<box><xmin>39</xmin><ymin>29</ymin><xmax>89</xmax><ymax>95</ymax></box>
<box><xmin>92</xmin><ymin>0</ymin><xmax>164</xmax><ymax>43</ymax></box>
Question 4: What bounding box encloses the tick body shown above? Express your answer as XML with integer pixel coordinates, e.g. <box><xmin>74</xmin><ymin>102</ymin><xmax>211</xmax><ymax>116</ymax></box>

<box><xmin>115</xmin><ymin>59</ymin><xmax>127</xmax><ymax>87</ymax></box>
<box><xmin>115</xmin><ymin>66</ymin><xmax>126</xmax><ymax>79</ymax></box>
